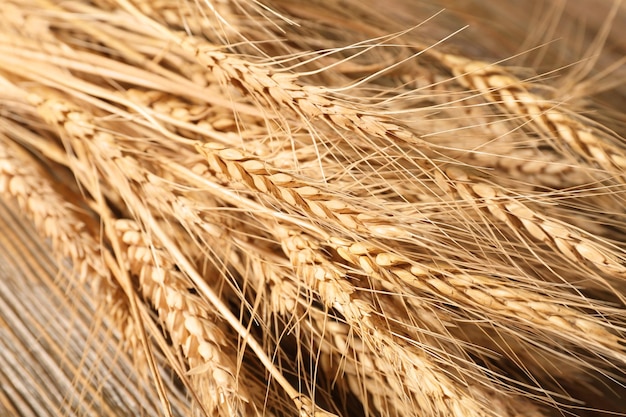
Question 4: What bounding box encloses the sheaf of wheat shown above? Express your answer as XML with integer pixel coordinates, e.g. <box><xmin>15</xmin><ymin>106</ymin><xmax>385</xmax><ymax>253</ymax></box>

<box><xmin>1</xmin><ymin>1</ymin><xmax>626</xmax><ymax>416</ymax></box>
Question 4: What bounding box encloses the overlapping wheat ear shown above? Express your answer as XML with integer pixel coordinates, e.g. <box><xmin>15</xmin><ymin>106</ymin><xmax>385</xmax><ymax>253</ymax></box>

<box><xmin>1</xmin><ymin>0</ymin><xmax>626</xmax><ymax>416</ymax></box>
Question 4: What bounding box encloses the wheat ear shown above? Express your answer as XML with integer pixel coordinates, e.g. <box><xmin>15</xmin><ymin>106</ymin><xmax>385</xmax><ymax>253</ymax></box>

<box><xmin>196</xmin><ymin>142</ymin><xmax>418</xmax><ymax>239</ymax></box>
<box><xmin>336</xmin><ymin>239</ymin><xmax>626</xmax><ymax>359</ymax></box>
<box><xmin>442</xmin><ymin>166</ymin><xmax>626</xmax><ymax>280</ymax></box>
<box><xmin>0</xmin><ymin>135</ymin><xmax>140</xmax><ymax>353</ymax></box>
<box><xmin>220</xmin><ymin>233</ymin><xmax>426</xmax><ymax>417</ymax></box>
<box><xmin>468</xmin><ymin>147</ymin><xmax>601</xmax><ymax>190</ymax></box>
<box><xmin>278</xmin><ymin>226</ymin><xmax>543</xmax><ymax>417</ymax></box>
<box><xmin>436</xmin><ymin>53</ymin><xmax>626</xmax><ymax>179</ymax></box>
<box><xmin>113</xmin><ymin>218</ymin><xmax>254</xmax><ymax>416</ymax></box>
<box><xmin>111</xmin><ymin>0</ymin><xmax>430</xmax><ymax>148</ymax></box>
<box><xmin>206</xmin><ymin>224</ymin><xmax>486</xmax><ymax>417</ymax></box>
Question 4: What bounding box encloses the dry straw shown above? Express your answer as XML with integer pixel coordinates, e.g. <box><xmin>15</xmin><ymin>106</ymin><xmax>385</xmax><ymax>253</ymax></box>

<box><xmin>1</xmin><ymin>1</ymin><xmax>626</xmax><ymax>416</ymax></box>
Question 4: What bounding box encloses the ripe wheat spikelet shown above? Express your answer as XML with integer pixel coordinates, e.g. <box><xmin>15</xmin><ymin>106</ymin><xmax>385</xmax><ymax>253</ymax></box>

<box><xmin>434</xmin><ymin>52</ymin><xmax>626</xmax><ymax>178</ymax></box>
<box><xmin>1</xmin><ymin>1</ymin><xmax>626</xmax><ymax>417</ymax></box>
<box><xmin>113</xmin><ymin>218</ymin><xmax>255</xmax><ymax>416</ymax></box>
<box><xmin>0</xmin><ymin>136</ymin><xmax>140</xmax><ymax>353</ymax></box>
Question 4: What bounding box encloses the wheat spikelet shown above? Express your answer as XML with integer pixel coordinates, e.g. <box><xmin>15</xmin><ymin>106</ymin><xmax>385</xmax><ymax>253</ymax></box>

<box><xmin>435</xmin><ymin>52</ymin><xmax>626</xmax><ymax>180</ymax></box>
<box><xmin>113</xmin><ymin>218</ymin><xmax>254</xmax><ymax>416</ymax></box>
<box><xmin>0</xmin><ymin>135</ymin><xmax>141</xmax><ymax>353</ymax></box>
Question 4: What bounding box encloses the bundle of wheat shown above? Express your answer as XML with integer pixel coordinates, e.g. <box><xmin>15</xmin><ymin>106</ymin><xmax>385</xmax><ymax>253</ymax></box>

<box><xmin>1</xmin><ymin>1</ymin><xmax>625</xmax><ymax>416</ymax></box>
